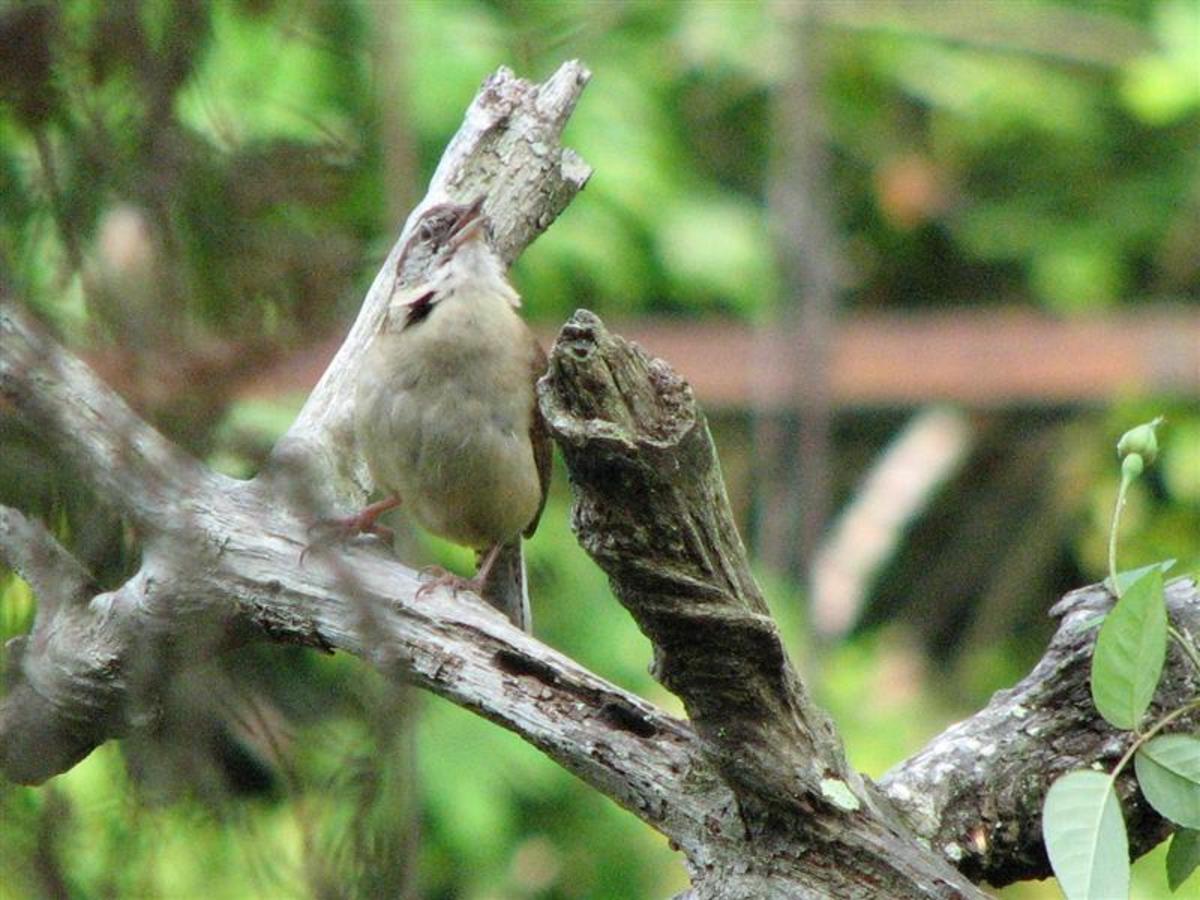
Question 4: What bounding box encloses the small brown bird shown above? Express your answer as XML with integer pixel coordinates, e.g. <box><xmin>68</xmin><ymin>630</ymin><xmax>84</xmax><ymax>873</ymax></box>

<box><xmin>348</xmin><ymin>197</ymin><xmax>550</xmax><ymax>631</ymax></box>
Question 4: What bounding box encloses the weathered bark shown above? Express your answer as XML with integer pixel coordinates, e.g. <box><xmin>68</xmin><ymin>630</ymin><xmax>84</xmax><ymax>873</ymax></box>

<box><xmin>540</xmin><ymin>311</ymin><xmax>983</xmax><ymax>897</ymax></box>
<box><xmin>880</xmin><ymin>576</ymin><xmax>1200</xmax><ymax>887</ymax></box>
<box><xmin>2</xmin><ymin>61</ymin><xmax>1197</xmax><ymax>898</ymax></box>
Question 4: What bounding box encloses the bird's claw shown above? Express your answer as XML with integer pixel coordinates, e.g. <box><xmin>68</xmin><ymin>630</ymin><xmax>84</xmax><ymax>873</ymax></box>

<box><xmin>300</xmin><ymin>514</ymin><xmax>395</xmax><ymax>565</ymax></box>
<box><xmin>414</xmin><ymin>566</ymin><xmax>481</xmax><ymax>599</ymax></box>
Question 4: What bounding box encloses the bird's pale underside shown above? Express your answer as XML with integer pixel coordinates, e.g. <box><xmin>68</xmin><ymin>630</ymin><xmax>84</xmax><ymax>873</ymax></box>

<box><xmin>352</xmin><ymin>198</ymin><xmax>550</xmax><ymax>631</ymax></box>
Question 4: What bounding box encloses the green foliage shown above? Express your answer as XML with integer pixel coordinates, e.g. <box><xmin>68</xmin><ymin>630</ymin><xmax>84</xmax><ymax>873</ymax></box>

<box><xmin>1120</xmin><ymin>0</ymin><xmax>1200</xmax><ymax>125</ymax></box>
<box><xmin>1135</xmin><ymin>735</ymin><xmax>1200</xmax><ymax>830</ymax></box>
<box><xmin>2</xmin><ymin>0</ymin><xmax>1198</xmax><ymax>897</ymax></box>
<box><xmin>1043</xmin><ymin>770</ymin><xmax>1130</xmax><ymax>900</ymax></box>
<box><xmin>1106</xmin><ymin>559</ymin><xmax>1176</xmax><ymax>598</ymax></box>
<box><xmin>0</xmin><ymin>572</ymin><xmax>36</xmax><ymax>640</ymax></box>
<box><xmin>1044</xmin><ymin>422</ymin><xmax>1200</xmax><ymax>898</ymax></box>
<box><xmin>1091</xmin><ymin>569</ymin><xmax>1167</xmax><ymax>730</ymax></box>
<box><xmin>417</xmin><ymin>697</ymin><xmax>684</xmax><ymax>898</ymax></box>
<box><xmin>1076</xmin><ymin>402</ymin><xmax>1200</xmax><ymax>594</ymax></box>
<box><xmin>1166</xmin><ymin>829</ymin><xmax>1200</xmax><ymax>893</ymax></box>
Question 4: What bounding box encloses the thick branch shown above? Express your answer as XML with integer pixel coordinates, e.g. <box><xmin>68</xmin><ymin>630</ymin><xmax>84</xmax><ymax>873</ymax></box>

<box><xmin>220</xmin><ymin>537</ymin><xmax>725</xmax><ymax>851</ymax></box>
<box><xmin>0</xmin><ymin>492</ymin><xmax>728</xmax><ymax>850</ymax></box>
<box><xmin>539</xmin><ymin>310</ymin><xmax>983</xmax><ymax>898</ymax></box>
<box><xmin>0</xmin><ymin>506</ymin><xmax>95</xmax><ymax>613</ymax></box>
<box><xmin>0</xmin><ymin>304</ymin><xmax>216</xmax><ymax>533</ymax></box>
<box><xmin>881</xmin><ymin>575</ymin><xmax>1200</xmax><ymax>886</ymax></box>
<box><xmin>3</xmin><ymin>58</ymin><xmax>1193</xmax><ymax>900</ymax></box>
<box><xmin>539</xmin><ymin>311</ymin><xmax>844</xmax><ymax>790</ymax></box>
<box><xmin>0</xmin><ymin>507</ymin><xmax>128</xmax><ymax>783</ymax></box>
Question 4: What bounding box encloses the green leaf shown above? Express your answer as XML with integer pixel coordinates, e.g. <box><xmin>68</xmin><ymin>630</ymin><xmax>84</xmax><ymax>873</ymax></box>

<box><xmin>1135</xmin><ymin>735</ymin><xmax>1200</xmax><ymax>828</ymax></box>
<box><xmin>1091</xmin><ymin>569</ymin><xmax>1168</xmax><ymax>730</ymax></box>
<box><xmin>1167</xmin><ymin>828</ymin><xmax>1200</xmax><ymax>892</ymax></box>
<box><xmin>1043</xmin><ymin>770</ymin><xmax>1130</xmax><ymax>900</ymax></box>
<box><xmin>1104</xmin><ymin>559</ymin><xmax>1176</xmax><ymax>596</ymax></box>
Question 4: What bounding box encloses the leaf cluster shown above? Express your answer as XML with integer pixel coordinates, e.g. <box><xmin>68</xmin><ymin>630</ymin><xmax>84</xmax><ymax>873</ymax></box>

<box><xmin>1044</xmin><ymin>419</ymin><xmax>1200</xmax><ymax>898</ymax></box>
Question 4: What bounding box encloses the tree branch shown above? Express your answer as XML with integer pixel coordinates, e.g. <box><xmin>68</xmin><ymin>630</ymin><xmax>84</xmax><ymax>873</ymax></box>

<box><xmin>3</xmin><ymin>59</ymin><xmax>1196</xmax><ymax>899</ymax></box>
<box><xmin>0</xmin><ymin>506</ymin><xmax>128</xmax><ymax>783</ymax></box>
<box><xmin>880</xmin><ymin>575</ymin><xmax>1200</xmax><ymax>887</ymax></box>
<box><xmin>539</xmin><ymin>310</ymin><xmax>984</xmax><ymax>898</ymax></box>
<box><xmin>0</xmin><ymin>305</ymin><xmax>216</xmax><ymax>535</ymax></box>
<box><xmin>540</xmin><ymin>311</ymin><xmax>844</xmax><ymax>791</ymax></box>
<box><xmin>0</xmin><ymin>506</ymin><xmax>96</xmax><ymax>613</ymax></box>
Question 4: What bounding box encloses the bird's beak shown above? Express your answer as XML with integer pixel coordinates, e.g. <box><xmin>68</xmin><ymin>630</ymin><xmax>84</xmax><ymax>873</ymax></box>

<box><xmin>447</xmin><ymin>196</ymin><xmax>488</xmax><ymax>251</ymax></box>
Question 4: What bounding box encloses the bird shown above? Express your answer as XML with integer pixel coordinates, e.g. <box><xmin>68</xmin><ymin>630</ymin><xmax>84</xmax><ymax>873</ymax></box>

<box><xmin>344</xmin><ymin>196</ymin><xmax>550</xmax><ymax>632</ymax></box>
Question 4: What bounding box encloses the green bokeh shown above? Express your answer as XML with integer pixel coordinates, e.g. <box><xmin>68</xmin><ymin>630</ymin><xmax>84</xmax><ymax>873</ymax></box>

<box><xmin>2</xmin><ymin>1</ymin><xmax>1197</xmax><ymax>897</ymax></box>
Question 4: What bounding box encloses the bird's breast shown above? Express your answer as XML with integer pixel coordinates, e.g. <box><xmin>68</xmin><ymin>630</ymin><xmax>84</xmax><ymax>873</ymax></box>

<box><xmin>354</xmin><ymin>289</ymin><xmax>541</xmax><ymax>548</ymax></box>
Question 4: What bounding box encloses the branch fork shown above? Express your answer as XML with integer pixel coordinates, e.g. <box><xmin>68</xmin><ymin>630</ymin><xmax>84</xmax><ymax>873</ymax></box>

<box><xmin>2</xmin><ymin>60</ymin><xmax>1198</xmax><ymax>899</ymax></box>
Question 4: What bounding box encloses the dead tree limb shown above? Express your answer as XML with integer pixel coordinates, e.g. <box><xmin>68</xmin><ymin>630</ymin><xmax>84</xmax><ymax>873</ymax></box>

<box><xmin>880</xmin><ymin>577</ymin><xmax>1200</xmax><ymax>887</ymax></box>
<box><xmin>2</xmin><ymin>61</ymin><xmax>1197</xmax><ymax>898</ymax></box>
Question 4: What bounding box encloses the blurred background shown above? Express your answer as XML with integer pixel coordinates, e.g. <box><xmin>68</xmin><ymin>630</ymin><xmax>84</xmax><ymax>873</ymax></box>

<box><xmin>1</xmin><ymin>1</ymin><xmax>1197</xmax><ymax>897</ymax></box>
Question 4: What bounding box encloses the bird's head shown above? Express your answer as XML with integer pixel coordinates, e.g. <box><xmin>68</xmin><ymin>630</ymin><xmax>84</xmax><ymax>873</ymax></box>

<box><xmin>389</xmin><ymin>195</ymin><xmax>518</xmax><ymax>327</ymax></box>
<box><xmin>444</xmin><ymin>195</ymin><xmax>489</xmax><ymax>252</ymax></box>
<box><xmin>437</xmin><ymin>195</ymin><xmax>509</xmax><ymax>291</ymax></box>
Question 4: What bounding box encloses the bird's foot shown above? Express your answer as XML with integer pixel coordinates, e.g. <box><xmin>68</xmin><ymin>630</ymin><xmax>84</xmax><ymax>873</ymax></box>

<box><xmin>414</xmin><ymin>565</ymin><xmax>482</xmax><ymax>600</ymax></box>
<box><xmin>307</xmin><ymin>511</ymin><xmax>396</xmax><ymax>544</ymax></box>
<box><xmin>300</xmin><ymin>497</ymin><xmax>400</xmax><ymax>564</ymax></box>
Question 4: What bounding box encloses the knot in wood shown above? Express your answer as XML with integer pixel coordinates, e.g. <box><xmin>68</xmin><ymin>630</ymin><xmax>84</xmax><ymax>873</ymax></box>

<box><xmin>538</xmin><ymin>309</ymin><xmax>695</xmax><ymax>452</ymax></box>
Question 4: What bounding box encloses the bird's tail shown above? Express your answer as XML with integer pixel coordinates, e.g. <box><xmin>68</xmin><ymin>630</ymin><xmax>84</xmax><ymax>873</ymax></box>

<box><xmin>478</xmin><ymin>539</ymin><xmax>532</xmax><ymax>633</ymax></box>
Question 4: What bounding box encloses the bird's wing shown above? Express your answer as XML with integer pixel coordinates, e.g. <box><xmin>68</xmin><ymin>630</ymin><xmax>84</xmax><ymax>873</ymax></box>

<box><xmin>524</xmin><ymin>338</ymin><xmax>552</xmax><ymax>538</ymax></box>
<box><xmin>384</xmin><ymin>283</ymin><xmax>440</xmax><ymax>330</ymax></box>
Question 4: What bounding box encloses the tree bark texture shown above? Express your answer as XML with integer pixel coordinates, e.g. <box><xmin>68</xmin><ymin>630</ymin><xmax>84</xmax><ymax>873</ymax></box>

<box><xmin>2</xmin><ymin>62</ymin><xmax>1197</xmax><ymax>899</ymax></box>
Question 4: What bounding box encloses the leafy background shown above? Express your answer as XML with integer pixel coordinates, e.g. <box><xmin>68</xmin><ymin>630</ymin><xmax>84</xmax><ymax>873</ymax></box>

<box><xmin>1</xmin><ymin>1</ymin><xmax>1197</xmax><ymax>897</ymax></box>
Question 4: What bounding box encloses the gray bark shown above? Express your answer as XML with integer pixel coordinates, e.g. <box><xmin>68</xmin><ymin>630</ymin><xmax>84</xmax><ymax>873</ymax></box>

<box><xmin>880</xmin><ymin>577</ymin><xmax>1200</xmax><ymax>887</ymax></box>
<box><xmin>2</xmin><ymin>61</ymin><xmax>1197</xmax><ymax>898</ymax></box>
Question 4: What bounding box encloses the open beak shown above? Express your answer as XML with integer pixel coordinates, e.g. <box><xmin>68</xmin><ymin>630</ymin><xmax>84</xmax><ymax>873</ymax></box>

<box><xmin>446</xmin><ymin>195</ymin><xmax>487</xmax><ymax>250</ymax></box>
